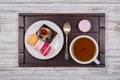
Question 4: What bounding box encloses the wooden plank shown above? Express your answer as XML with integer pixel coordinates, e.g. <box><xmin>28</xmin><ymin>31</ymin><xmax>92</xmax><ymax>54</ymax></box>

<box><xmin>1</xmin><ymin>4</ymin><xmax>120</xmax><ymax>15</ymax></box>
<box><xmin>0</xmin><ymin>0</ymin><xmax>120</xmax><ymax>4</ymax></box>
<box><xmin>19</xmin><ymin>16</ymin><xmax>24</xmax><ymax>28</ymax></box>
<box><xmin>100</xmin><ymin>53</ymin><xmax>105</xmax><ymax>66</ymax></box>
<box><xmin>100</xmin><ymin>28</ymin><xmax>105</xmax><ymax>52</ymax></box>
<box><xmin>100</xmin><ymin>17</ymin><xmax>105</xmax><ymax>27</ymax></box>
<box><xmin>19</xmin><ymin>28</ymin><xmax>24</xmax><ymax>52</ymax></box>
<box><xmin>20</xmin><ymin>13</ymin><xmax>105</xmax><ymax>17</ymax></box>
<box><xmin>19</xmin><ymin>52</ymin><xmax>24</xmax><ymax>65</ymax></box>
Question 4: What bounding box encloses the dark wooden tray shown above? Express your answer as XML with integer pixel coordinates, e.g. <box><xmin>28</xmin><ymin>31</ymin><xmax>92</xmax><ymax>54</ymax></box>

<box><xmin>19</xmin><ymin>13</ymin><xmax>105</xmax><ymax>67</ymax></box>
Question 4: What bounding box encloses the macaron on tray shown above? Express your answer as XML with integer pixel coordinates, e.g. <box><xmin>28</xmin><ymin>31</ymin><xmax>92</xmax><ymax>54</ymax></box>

<box><xmin>27</xmin><ymin>24</ymin><xmax>57</xmax><ymax>56</ymax></box>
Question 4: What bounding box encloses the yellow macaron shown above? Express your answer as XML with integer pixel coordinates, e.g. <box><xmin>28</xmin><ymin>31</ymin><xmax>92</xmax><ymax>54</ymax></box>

<box><xmin>27</xmin><ymin>34</ymin><xmax>39</xmax><ymax>46</ymax></box>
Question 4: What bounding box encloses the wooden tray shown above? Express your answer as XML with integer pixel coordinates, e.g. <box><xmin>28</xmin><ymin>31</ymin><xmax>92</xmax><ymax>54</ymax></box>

<box><xmin>19</xmin><ymin>13</ymin><xmax>105</xmax><ymax>67</ymax></box>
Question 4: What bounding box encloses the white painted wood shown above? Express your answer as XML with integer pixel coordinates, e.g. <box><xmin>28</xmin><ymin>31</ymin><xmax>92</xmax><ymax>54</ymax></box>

<box><xmin>0</xmin><ymin>0</ymin><xmax>120</xmax><ymax>3</ymax></box>
<box><xmin>0</xmin><ymin>0</ymin><xmax>120</xmax><ymax>80</ymax></box>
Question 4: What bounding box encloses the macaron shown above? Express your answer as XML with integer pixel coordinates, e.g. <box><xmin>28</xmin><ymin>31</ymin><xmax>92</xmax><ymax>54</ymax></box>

<box><xmin>43</xmin><ymin>46</ymin><xmax>51</xmax><ymax>56</ymax></box>
<box><xmin>78</xmin><ymin>19</ymin><xmax>91</xmax><ymax>32</ymax></box>
<box><xmin>27</xmin><ymin>34</ymin><xmax>39</xmax><ymax>46</ymax></box>
<box><xmin>34</xmin><ymin>39</ymin><xmax>45</xmax><ymax>51</ymax></box>
<box><xmin>40</xmin><ymin>43</ymin><xmax>49</xmax><ymax>53</ymax></box>
<box><xmin>40</xmin><ymin>43</ymin><xmax>51</xmax><ymax>56</ymax></box>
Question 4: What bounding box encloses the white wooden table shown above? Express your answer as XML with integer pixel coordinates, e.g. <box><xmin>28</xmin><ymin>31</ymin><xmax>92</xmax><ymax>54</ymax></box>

<box><xmin>0</xmin><ymin>0</ymin><xmax>120</xmax><ymax>80</ymax></box>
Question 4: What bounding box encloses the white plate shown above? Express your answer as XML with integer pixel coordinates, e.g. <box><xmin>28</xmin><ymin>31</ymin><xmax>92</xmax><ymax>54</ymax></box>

<box><xmin>25</xmin><ymin>20</ymin><xmax>64</xmax><ymax>60</ymax></box>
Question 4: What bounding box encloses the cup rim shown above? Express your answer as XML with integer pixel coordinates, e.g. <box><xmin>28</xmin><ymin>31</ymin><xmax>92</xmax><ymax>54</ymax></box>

<box><xmin>69</xmin><ymin>35</ymin><xmax>99</xmax><ymax>64</ymax></box>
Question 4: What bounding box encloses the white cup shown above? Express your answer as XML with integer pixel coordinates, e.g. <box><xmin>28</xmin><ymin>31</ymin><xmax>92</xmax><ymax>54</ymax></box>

<box><xmin>70</xmin><ymin>35</ymin><xmax>100</xmax><ymax>65</ymax></box>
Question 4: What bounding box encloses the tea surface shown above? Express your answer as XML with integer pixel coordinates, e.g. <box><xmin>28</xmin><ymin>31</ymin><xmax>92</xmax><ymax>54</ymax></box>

<box><xmin>73</xmin><ymin>37</ymin><xmax>96</xmax><ymax>62</ymax></box>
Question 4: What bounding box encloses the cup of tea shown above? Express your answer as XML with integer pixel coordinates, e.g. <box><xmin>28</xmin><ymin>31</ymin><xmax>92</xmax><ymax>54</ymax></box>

<box><xmin>70</xmin><ymin>35</ymin><xmax>100</xmax><ymax>64</ymax></box>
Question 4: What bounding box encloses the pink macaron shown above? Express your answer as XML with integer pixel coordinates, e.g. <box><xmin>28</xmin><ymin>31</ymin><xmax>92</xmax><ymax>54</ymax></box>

<box><xmin>40</xmin><ymin>43</ymin><xmax>49</xmax><ymax>53</ymax></box>
<box><xmin>78</xmin><ymin>19</ymin><xmax>91</xmax><ymax>32</ymax></box>
<box><xmin>40</xmin><ymin>43</ymin><xmax>51</xmax><ymax>56</ymax></box>
<box><xmin>43</xmin><ymin>46</ymin><xmax>51</xmax><ymax>56</ymax></box>
<box><xmin>34</xmin><ymin>39</ymin><xmax>45</xmax><ymax>51</ymax></box>
<box><xmin>34</xmin><ymin>38</ymin><xmax>51</xmax><ymax>56</ymax></box>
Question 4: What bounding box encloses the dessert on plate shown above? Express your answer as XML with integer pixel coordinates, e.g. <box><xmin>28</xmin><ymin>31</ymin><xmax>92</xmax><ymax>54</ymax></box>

<box><xmin>27</xmin><ymin>34</ymin><xmax>39</xmax><ymax>46</ymax></box>
<box><xmin>34</xmin><ymin>39</ymin><xmax>45</xmax><ymax>51</ymax></box>
<box><xmin>36</xmin><ymin>24</ymin><xmax>57</xmax><ymax>43</ymax></box>
<box><xmin>40</xmin><ymin>43</ymin><xmax>51</xmax><ymax>56</ymax></box>
<box><xmin>27</xmin><ymin>34</ymin><xmax>51</xmax><ymax>56</ymax></box>
<box><xmin>34</xmin><ymin>39</ymin><xmax>51</xmax><ymax>56</ymax></box>
<box><xmin>40</xmin><ymin>27</ymin><xmax>52</xmax><ymax>40</ymax></box>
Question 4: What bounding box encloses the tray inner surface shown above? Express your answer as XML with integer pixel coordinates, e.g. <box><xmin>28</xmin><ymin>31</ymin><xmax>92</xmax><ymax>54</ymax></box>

<box><xmin>19</xmin><ymin>13</ymin><xmax>105</xmax><ymax>67</ymax></box>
